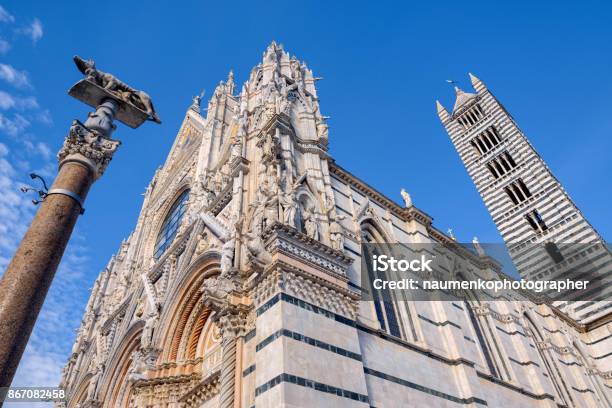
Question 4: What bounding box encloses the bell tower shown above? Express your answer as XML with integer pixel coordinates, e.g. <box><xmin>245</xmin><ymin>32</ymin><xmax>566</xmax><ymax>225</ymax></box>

<box><xmin>437</xmin><ymin>74</ymin><xmax>611</xmax><ymax>323</ymax></box>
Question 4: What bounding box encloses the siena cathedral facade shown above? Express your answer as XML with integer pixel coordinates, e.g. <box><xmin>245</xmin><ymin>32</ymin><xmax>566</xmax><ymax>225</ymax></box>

<box><xmin>60</xmin><ymin>43</ymin><xmax>611</xmax><ymax>407</ymax></box>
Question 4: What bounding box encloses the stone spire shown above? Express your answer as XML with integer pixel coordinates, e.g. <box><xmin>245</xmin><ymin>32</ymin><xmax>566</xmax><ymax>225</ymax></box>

<box><xmin>469</xmin><ymin>72</ymin><xmax>484</xmax><ymax>87</ymax></box>
<box><xmin>436</xmin><ymin>100</ymin><xmax>449</xmax><ymax>121</ymax></box>
<box><xmin>469</xmin><ymin>72</ymin><xmax>486</xmax><ymax>92</ymax></box>
<box><xmin>226</xmin><ymin>70</ymin><xmax>235</xmax><ymax>95</ymax></box>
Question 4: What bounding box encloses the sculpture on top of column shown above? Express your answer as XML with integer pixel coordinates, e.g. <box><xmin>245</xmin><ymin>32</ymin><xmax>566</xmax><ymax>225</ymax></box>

<box><xmin>73</xmin><ymin>56</ymin><xmax>161</xmax><ymax>124</ymax></box>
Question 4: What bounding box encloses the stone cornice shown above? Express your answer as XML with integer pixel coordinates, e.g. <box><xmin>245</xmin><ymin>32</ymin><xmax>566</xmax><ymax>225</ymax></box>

<box><xmin>329</xmin><ymin>162</ymin><xmax>433</xmax><ymax>225</ymax></box>
<box><xmin>209</xmin><ymin>185</ymin><xmax>232</xmax><ymax>216</ymax></box>
<box><xmin>178</xmin><ymin>371</ymin><xmax>220</xmax><ymax>405</ymax></box>
<box><xmin>230</xmin><ymin>156</ymin><xmax>250</xmax><ymax>177</ymax></box>
<box><xmin>263</xmin><ymin>223</ymin><xmax>353</xmax><ymax>271</ymax></box>
<box><xmin>133</xmin><ymin>372</ymin><xmax>200</xmax><ymax>388</ymax></box>
<box><xmin>426</xmin><ymin>227</ymin><xmax>503</xmax><ymax>273</ymax></box>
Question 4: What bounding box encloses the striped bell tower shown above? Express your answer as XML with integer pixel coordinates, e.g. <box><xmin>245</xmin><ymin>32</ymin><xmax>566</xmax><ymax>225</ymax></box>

<box><xmin>437</xmin><ymin>73</ymin><xmax>611</xmax><ymax>323</ymax></box>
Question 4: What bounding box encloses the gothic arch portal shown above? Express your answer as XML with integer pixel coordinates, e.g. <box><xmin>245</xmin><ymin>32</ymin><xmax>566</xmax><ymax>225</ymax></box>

<box><xmin>67</xmin><ymin>372</ymin><xmax>91</xmax><ymax>407</ymax></box>
<box><xmin>97</xmin><ymin>321</ymin><xmax>144</xmax><ymax>408</ymax></box>
<box><xmin>157</xmin><ymin>250</ymin><xmax>221</xmax><ymax>362</ymax></box>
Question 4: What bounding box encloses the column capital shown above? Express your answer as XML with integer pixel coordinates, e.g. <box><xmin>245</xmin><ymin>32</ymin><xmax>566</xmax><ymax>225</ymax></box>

<box><xmin>200</xmin><ymin>273</ymin><xmax>251</xmax><ymax>339</ymax></box>
<box><xmin>216</xmin><ymin>308</ymin><xmax>250</xmax><ymax>340</ymax></box>
<box><xmin>58</xmin><ymin>119</ymin><xmax>121</xmax><ymax>180</ymax></box>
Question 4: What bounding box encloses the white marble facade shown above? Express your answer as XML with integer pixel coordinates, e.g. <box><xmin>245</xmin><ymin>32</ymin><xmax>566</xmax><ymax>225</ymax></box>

<box><xmin>59</xmin><ymin>43</ymin><xmax>611</xmax><ymax>408</ymax></box>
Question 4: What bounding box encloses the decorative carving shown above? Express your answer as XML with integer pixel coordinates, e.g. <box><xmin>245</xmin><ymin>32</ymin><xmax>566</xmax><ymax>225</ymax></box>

<box><xmin>86</xmin><ymin>363</ymin><xmax>103</xmax><ymax>401</ymax></box>
<box><xmin>57</xmin><ymin>120</ymin><xmax>121</xmax><ymax>179</ymax></box>
<box><xmin>140</xmin><ymin>310</ymin><xmax>159</xmax><ymax>351</ymax></box>
<box><xmin>302</xmin><ymin>206</ymin><xmax>319</xmax><ymax>240</ymax></box>
<box><xmin>329</xmin><ymin>216</ymin><xmax>344</xmax><ymax>251</ymax></box>
<box><xmin>280</xmin><ymin>189</ymin><xmax>298</xmax><ymax>228</ymax></box>
<box><xmin>127</xmin><ymin>347</ymin><xmax>159</xmax><ymax>382</ymax></box>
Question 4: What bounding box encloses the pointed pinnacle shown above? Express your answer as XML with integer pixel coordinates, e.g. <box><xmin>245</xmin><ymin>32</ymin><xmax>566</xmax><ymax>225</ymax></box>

<box><xmin>468</xmin><ymin>72</ymin><xmax>482</xmax><ymax>87</ymax></box>
<box><xmin>436</xmin><ymin>100</ymin><xmax>449</xmax><ymax>115</ymax></box>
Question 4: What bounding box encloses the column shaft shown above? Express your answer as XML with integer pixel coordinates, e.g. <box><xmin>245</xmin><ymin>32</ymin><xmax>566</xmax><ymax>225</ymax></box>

<box><xmin>219</xmin><ymin>334</ymin><xmax>238</xmax><ymax>408</ymax></box>
<box><xmin>0</xmin><ymin>161</ymin><xmax>93</xmax><ymax>387</ymax></box>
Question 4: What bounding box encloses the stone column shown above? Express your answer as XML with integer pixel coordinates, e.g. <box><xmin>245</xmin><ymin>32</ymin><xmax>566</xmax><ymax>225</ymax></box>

<box><xmin>216</xmin><ymin>309</ymin><xmax>248</xmax><ymax>408</ymax></box>
<box><xmin>0</xmin><ymin>103</ymin><xmax>120</xmax><ymax>388</ymax></box>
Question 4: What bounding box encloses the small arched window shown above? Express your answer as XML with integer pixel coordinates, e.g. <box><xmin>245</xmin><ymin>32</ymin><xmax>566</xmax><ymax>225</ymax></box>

<box><xmin>154</xmin><ymin>189</ymin><xmax>190</xmax><ymax>259</ymax></box>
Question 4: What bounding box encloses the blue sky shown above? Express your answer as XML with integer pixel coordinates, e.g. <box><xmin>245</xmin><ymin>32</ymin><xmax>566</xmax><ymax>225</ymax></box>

<box><xmin>0</xmin><ymin>0</ymin><xmax>611</xmax><ymax>395</ymax></box>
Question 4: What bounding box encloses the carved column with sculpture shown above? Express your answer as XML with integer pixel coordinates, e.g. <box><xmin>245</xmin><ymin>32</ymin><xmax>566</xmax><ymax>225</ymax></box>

<box><xmin>0</xmin><ymin>56</ymin><xmax>160</xmax><ymax>389</ymax></box>
<box><xmin>201</xmin><ymin>273</ymin><xmax>250</xmax><ymax>408</ymax></box>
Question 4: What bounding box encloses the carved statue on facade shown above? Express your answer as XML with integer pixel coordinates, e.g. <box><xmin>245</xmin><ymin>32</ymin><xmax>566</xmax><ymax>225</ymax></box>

<box><xmin>127</xmin><ymin>350</ymin><xmax>148</xmax><ymax>382</ymax></box>
<box><xmin>86</xmin><ymin>363</ymin><xmax>103</xmax><ymax>400</ymax></box>
<box><xmin>329</xmin><ymin>215</ymin><xmax>345</xmax><ymax>251</ymax></box>
<box><xmin>112</xmin><ymin>272</ymin><xmax>129</xmax><ymax>307</ymax></box>
<box><xmin>141</xmin><ymin>310</ymin><xmax>159</xmax><ymax>350</ymax></box>
<box><xmin>400</xmin><ymin>188</ymin><xmax>413</xmax><ymax>208</ymax></box>
<box><xmin>280</xmin><ymin>190</ymin><xmax>298</xmax><ymax>228</ymax></box>
<box><xmin>95</xmin><ymin>332</ymin><xmax>107</xmax><ymax>364</ymax></box>
<box><xmin>316</xmin><ymin>121</ymin><xmax>329</xmax><ymax>141</ymax></box>
<box><xmin>220</xmin><ymin>235</ymin><xmax>236</xmax><ymax>276</ymax></box>
<box><xmin>195</xmin><ymin>230</ymin><xmax>209</xmax><ymax>256</ymax></box>
<box><xmin>242</xmin><ymin>231</ymin><xmax>272</xmax><ymax>267</ymax></box>
<box><xmin>263</xmin><ymin>189</ymin><xmax>279</xmax><ymax>230</ymax></box>
<box><xmin>73</xmin><ymin>56</ymin><xmax>161</xmax><ymax>123</ymax></box>
<box><xmin>230</xmin><ymin>137</ymin><xmax>243</xmax><ymax>161</ymax></box>
<box><xmin>303</xmin><ymin>207</ymin><xmax>319</xmax><ymax>240</ymax></box>
<box><xmin>261</xmin><ymin>133</ymin><xmax>278</xmax><ymax>164</ymax></box>
<box><xmin>472</xmin><ymin>236</ymin><xmax>485</xmax><ymax>257</ymax></box>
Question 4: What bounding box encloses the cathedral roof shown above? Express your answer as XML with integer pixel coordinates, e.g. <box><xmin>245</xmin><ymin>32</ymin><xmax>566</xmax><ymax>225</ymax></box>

<box><xmin>452</xmin><ymin>86</ymin><xmax>477</xmax><ymax>113</ymax></box>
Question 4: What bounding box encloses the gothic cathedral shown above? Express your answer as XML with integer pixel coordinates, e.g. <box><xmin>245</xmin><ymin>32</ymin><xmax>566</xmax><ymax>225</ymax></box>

<box><xmin>60</xmin><ymin>43</ymin><xmax>611</xmax><ymax>408</ymax></box>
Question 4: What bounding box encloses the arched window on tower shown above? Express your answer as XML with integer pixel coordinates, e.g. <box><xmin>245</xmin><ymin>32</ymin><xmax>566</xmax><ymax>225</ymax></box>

<box><xmin>154</xmin><ymin>189</ymin><xmax>190</xmax><ymax>259</ymax></box>
<box><xmin>361</xmin><ymin>221</ymin><xmax>403</xmax><ymax>338</ymax></box>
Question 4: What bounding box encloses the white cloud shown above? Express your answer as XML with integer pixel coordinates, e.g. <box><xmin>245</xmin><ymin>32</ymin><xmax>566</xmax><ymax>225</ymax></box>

<box><xmin>0</xmin><ymin>6</ymin><xmax>14</xmax><ymax>23</ymax></box>
<box><xmin>0</xmin><ymin>37</ymin><xmax>10</xmax><ymax>54</ymax></box>
<box><xmin>0</xmin><ymin>64</ymin><xmax>31</xmax><ymax>89</ymax></box>
<box><xmin>36</xmin><ymin>142</ymin><xmax>52</xmax><ymax>160</ymax></box>
<box><xmin>23</xmin><ymin>140</ymin><xmax>52</xmax><ymax>161</ymax></box>
<box><xmin>37</xmin><ymin>109</ymin><xmax>53</xmax><ymax>125</ymax></box>
<box><xmin>0</xmin><ymin>152</ymin><xmax>34</xmax><ymax>258</ymax></box>
<box><xmin>0</xmin><ymin>91</ymin><xmax>14</xmax><ymax>109</ymax></box>
<box><xmin>0</xmin><ymin>90</ymin><xmax>39</xmax><ymax>110</ymax></box>
<box><xmin>20</xmin><ymin>18</ymin><xmax>43</xmax><ymax>44</ymax></box>
<box><xmin>0</xmin><ymin>112</ymin><xmax>30</xmax><ymax>136</ymax></box>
